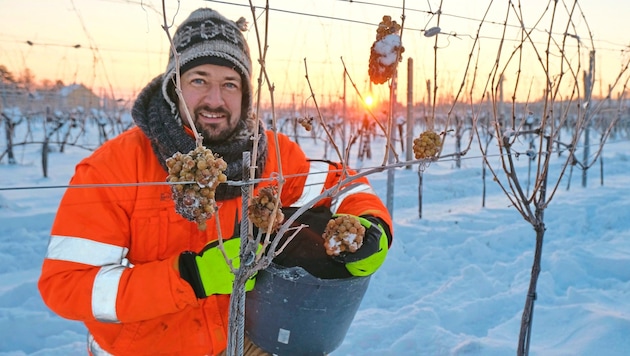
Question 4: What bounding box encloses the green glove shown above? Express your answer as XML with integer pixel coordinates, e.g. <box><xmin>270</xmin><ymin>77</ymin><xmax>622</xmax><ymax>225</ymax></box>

<box><xmin>179</xmin><ymin>237</ymin><xmax>256</xmax><ymax>298</ymax></box>
<box><xmin>332</xmin><ymin>215</ymin><xmax>391</xmax><ymax>277</ymax></box>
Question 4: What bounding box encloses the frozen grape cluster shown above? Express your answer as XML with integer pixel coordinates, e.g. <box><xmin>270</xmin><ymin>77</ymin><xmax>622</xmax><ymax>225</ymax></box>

<box><xmin>413</xmin><ymin>131</ymin><xmax>442</xmax><ymax>159</ymax></box>
<box><xmin>368</xmin><ymin>15</ymin><xmax>404</xmax><ymax>85</ymax></box>
<box><xmin>166</xmin><ymin>146</ymin><xmax>227</xmax><ymax>231</ymax></box>
<box><xmin>297</xmin><ymin>116</ymin><xmax>313</xmax><ymax>131</ymax></box>
<box><xmin>322</xmin><ymin>215</ymin><xmax>366</xmax><ymax>256</ymax></box>
<box><xmin>248</xmin><ymin>186</ymin><xmax>284</xmax><ymax>232</ymax></box>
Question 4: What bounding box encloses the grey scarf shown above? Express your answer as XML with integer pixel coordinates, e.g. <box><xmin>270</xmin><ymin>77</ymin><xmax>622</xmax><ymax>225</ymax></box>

<box><xmin>132</xmin><ymin>76</ymin><xmax>267</xmax><ymax>201</ymax></box>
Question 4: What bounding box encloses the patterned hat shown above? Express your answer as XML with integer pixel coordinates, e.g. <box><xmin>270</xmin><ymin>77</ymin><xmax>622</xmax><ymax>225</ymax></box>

<box><xmin>162</xmin><ymin>8</ymin><xmax>252</xmax><ymax>120</ymax></box>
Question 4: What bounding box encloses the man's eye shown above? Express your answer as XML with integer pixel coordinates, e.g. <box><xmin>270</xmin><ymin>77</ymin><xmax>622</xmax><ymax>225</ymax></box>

<box><xmin>224</xmin><ymin>82</ymin><xmax>239</xmax><ymax>89</ymax></box>
<box><xmin>191</xmin><ymin>78</ymin><xmax>205</xmax><ymax>85</ymax></box>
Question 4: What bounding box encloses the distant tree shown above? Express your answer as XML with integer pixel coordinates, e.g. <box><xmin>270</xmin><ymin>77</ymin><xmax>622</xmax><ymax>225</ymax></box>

<box><xmin>40</xmin><ymin>79</ymin><xmax>54</xmax><ymax>90</ymax></box>
<box><xmin>0</xmin><ymin>65</ymin><xmax>15</xmax><ymax>83</ymax></box>
<box><xmin>18</xmin><ymin>68</ymin><xmax>35</xmax><ymax>92</ymax></box>
<box><xmin>54</xmin><ymin>80</ymin><xmax>65</xmax><ymax>90</ymax></box>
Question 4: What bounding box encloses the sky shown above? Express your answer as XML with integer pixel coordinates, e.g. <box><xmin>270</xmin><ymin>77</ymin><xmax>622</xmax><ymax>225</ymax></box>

<box><xmin>1</xmin><ymin>0</ymin><xmax>629</xmax><ymax>107</ymax></box>
<box><xmin>0</xmin><ymin>107</ymin><xmax>629</xmax><ymax>355</ymax></box>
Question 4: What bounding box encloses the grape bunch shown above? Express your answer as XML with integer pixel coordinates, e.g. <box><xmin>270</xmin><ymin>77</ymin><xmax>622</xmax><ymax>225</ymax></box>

<box><xmin>375</xmin><ymin>15</ymin><xmax>401</xmax><ymax>40</ymax></box>
<box><xmin>413</xmin><ymin>131</ymin><xmax>442</xmax><ymax>159</ymax></box>
<box><xmin>248</xmin><ymin>186</ymin><xmax>285</xmax><ymax>232</ymax></box>
<box><xmin>297</xmin><ymin>116</ymin><xmax>313</xmax><ymax>131</ymax></box>
<box><xmin>166</xmin><ymin>146</ymin><xmax>228</xmax><ymax>231</ymax></box>
<box><xmin>322</xmin><ymin>215</ymin><xmax>366</xmax><ymax>256</ymax></box>
<box><xmin>368</xmin><ymin>15</ymin><xmax>404</xmax><ymax>85</ymax></box>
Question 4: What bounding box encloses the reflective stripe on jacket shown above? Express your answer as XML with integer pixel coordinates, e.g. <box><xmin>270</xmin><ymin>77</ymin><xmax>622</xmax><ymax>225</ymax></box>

<box><xmin>38</xmin><ymin>127</ymin><xmax>392</xmax><ymax>355</ymax></box>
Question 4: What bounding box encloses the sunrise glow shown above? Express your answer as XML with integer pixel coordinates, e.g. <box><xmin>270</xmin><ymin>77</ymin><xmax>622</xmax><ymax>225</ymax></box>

<box><xmin>364</xmin><ymin>95</ymin><xmax>374</xmax><ymax>108</ymax></box>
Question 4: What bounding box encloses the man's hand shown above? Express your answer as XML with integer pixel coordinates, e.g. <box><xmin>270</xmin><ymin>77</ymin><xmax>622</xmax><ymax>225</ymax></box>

<box><xmin>331</xmin><ymin>215</ymin><xmax>391</xmax><ymax>277</ymax></box>
<box><xmin>179</xmin><ymin>237</ymin><xmax>255</xmax><ymax>298</ymax></box>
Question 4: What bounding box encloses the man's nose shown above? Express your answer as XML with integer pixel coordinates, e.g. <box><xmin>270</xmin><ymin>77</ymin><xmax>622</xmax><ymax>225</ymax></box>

<box><xmin>202</xmin><ymin>85</ymin><xmax>224</xmax><ymax>107</ymax></box>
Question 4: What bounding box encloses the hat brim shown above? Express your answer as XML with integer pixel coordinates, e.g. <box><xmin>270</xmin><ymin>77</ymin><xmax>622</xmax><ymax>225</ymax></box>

<box><xmin>180</xmin><ymin>56</ymin><xmax>245</xmax><ymax>78</ymax></box>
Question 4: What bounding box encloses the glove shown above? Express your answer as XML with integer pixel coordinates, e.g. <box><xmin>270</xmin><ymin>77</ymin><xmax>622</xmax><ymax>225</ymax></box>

<box><xmin>332</xmin><ymin>215</ymin><xmax>391</xmax><ymax>277</ymax></box>
<box><xmin>179</xmin><ymin>237</ymin><xmax>256</xmax><ymax>298</ymax></box>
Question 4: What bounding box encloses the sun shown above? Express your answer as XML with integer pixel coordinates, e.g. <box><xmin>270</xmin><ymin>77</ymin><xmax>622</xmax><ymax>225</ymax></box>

<box><xmin>364</xmin><ymin>95</ymin><xmax>374</xmax><ymax>108</ymax></box>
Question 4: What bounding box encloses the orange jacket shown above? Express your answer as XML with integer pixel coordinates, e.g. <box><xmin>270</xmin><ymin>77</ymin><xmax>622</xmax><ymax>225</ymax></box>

<box><xmin>38</xmin><ymin>127</ymin><xmax>392</xmax><ymax>355</ymax></box>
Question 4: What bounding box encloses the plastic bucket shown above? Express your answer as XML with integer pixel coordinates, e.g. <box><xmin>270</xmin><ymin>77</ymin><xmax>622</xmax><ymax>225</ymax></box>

<box><xmin>245</xmin><ymin>263</ymin><xmax>371</xmax><ymax>355</ymax></box>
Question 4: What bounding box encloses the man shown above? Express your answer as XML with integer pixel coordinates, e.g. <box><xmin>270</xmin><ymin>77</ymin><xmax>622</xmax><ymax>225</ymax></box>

<box><xmin>38</xmin><ymin>8</ymin><xmax>392</xmax><ymax>356</ymax></box>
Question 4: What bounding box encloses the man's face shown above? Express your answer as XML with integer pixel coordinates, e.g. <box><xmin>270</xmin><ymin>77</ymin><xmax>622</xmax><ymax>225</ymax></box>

<box><xmin>178</xmin><ymin>63</ymin><xmax>243</xmax><ymax>143</ymax></box>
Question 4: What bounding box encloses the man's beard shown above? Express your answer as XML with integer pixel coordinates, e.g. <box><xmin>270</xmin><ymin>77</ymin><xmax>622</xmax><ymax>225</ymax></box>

<box><xmin>194</xmin><ymin>108</ymin><xmax>240</xmax><ymax>144</ymax></box>
<box><xmin>198</xmin><ymin>122</ymin><xmax>235</xmax><ymax>144</ymax></box>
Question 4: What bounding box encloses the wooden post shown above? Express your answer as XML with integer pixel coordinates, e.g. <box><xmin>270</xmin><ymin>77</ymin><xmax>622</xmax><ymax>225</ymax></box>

<box><xmin>499</xmin><ymin>74</ymin><xmax>505</xmax><ymax>129</ymax></box>
<box><xmin>342</xmin><ymin>69</ymin><xmax>347</xmax><ymax>155</ymax></box>
<box><xmin>425</xmin><ymin>79</ymin><xmax>432</xmax><ymax>130</ymax></box>
<box><xmin>2</xmin><ymin>112</ymin><xmax>16</xmax><ymax>164</ymax></box>
<box><xmin>582</xmin><ymin>50</ymin><xmax>595</xmax><ymax>188</ymax></box>
<box><xmin>418</xmin><ymin>168</ymin><xmax>423</xmax><ymax>219</ymax></box>
<box><xmin>406</xmin><ymin>58</ymin><xmax>414</xmax><ymax>169</ymax></box>
<box><xmin>386</xmin><ymin>74</ymin><xmax>397</xmax><ymax>217</ymax></box>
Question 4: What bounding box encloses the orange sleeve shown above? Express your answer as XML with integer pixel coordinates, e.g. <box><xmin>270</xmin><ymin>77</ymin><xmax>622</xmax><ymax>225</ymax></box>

<box><xmin>261</xmin><ymin>131</ymin><xmax>311</xmax><ymax>207</ymax></box>
<box><xmin>324</xmin><ymin>162</ymin><xmax>393</xmax><ymax>243</ymax></box>
<box><xmin>262</xmin><ymin>131</ymin><xmax>392</xmax><ymax>240</ymax></box>
<box><xmin>38</xmin><ymin>131</ymin><xmax>198</xmax><ymax>323</ymax></box>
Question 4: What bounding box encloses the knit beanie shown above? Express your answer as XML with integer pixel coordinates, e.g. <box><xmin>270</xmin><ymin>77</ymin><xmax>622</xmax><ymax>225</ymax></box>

<box><xmin>162</xmin><ymin>8</ymin><xmax>253</xmax><ymax>125</ymax></box>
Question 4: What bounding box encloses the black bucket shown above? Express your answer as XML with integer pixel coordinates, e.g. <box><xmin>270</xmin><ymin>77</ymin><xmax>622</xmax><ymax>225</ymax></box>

<box><xmin>245</xmin><ymin>263</ymin><xmax>371</xmax><ymax>355</ymax></box>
